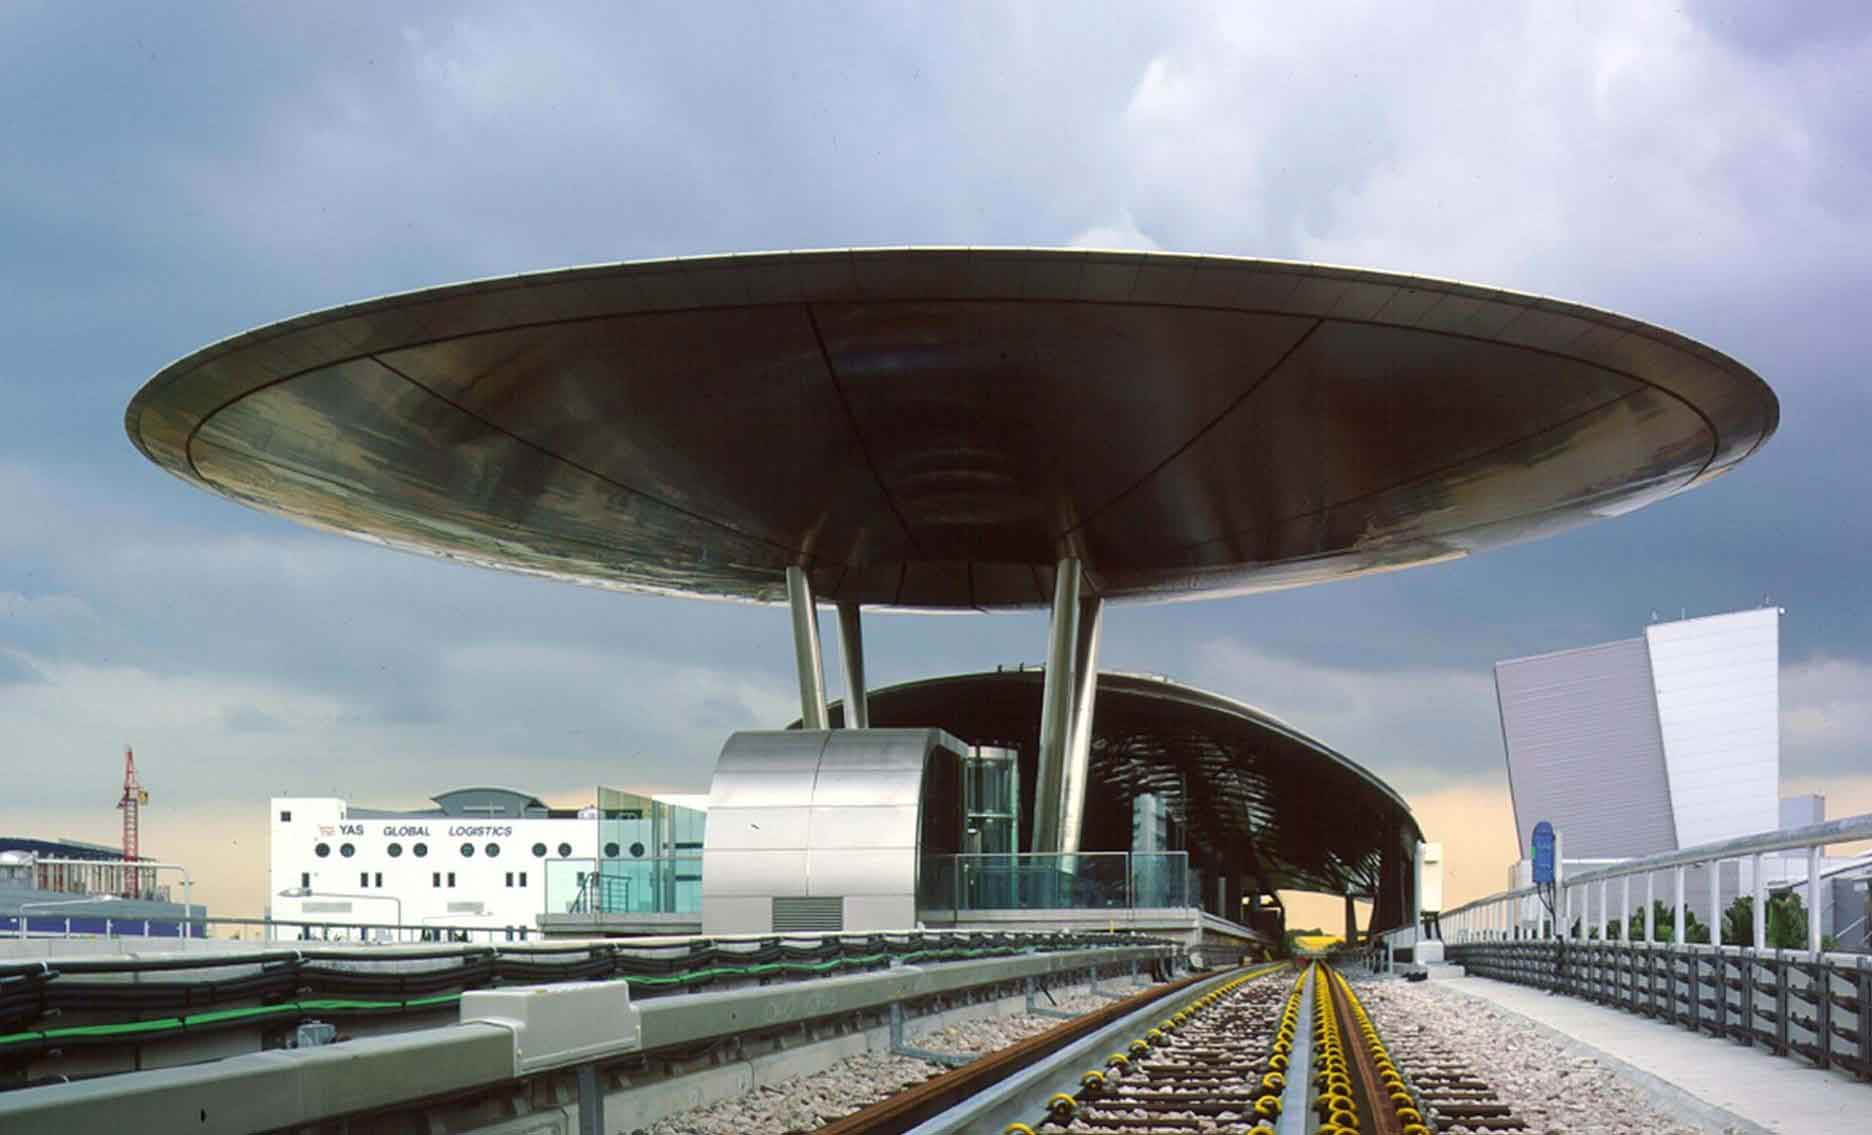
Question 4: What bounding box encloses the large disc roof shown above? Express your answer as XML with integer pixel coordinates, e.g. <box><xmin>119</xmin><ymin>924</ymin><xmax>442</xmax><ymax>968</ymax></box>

<box><xmin>127</xmin><ymin>248</ymin><xmax>1777</xmax><ymax>610</ymax></box>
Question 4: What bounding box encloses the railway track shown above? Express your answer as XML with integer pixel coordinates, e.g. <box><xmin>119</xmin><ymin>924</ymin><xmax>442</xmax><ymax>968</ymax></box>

<box><xmin>816</xmin><ymin>960</ymin><xmax>1537</xmax><ymax>1135</ymax></box>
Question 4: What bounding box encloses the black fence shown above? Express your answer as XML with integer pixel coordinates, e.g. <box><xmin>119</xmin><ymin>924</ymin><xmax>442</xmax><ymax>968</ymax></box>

<box><xmin>1446</xmin><ymin>939</ymin><xmax>1872</xmax><ymax>1082</ymax></box>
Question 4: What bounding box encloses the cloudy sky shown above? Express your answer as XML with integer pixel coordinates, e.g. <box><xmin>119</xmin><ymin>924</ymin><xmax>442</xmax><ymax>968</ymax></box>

<box><xmin>2</xmin><ymin>2</ymin><xmax>1868</xmax><ymax>926</ymax></box>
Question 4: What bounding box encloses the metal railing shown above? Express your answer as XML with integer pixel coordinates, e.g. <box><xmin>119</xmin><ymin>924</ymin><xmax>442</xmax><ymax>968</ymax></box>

<box><xmin>1366</xmin><ymin>812</ymin><xmax>1872</xmax><ymax>1081</ymax></box>
<box><xmin>1415</xmin><ymin>812</ymin><xmax>1872</xmax><ymax>952</ymax></box>
<box><xmin>542</xmin><ymin>855</ymin><xmax>702</xmax><ymax>916</ymax></box>
<box><xmin>917</xmin><ymin>851</ymin><xmax>1192</xmax><ymax>914</ymax></box>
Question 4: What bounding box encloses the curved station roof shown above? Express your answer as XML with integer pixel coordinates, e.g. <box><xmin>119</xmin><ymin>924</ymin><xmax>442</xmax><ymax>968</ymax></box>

<box><xmin>126</xmin><ymin>249</ymin><xmax>1777</xmax><ymax>610</ymax></box>
<box><xmin>823</xmin><ymin>669</ymin><xmax>1422</xmax><ymax>900</ymax></box>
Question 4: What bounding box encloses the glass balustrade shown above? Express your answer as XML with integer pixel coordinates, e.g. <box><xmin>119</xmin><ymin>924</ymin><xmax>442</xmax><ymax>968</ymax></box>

<box><xmin>915</xmin><ymin>851</ymin><xmax>1193</xmax><ymax>913</ymax></box>
<box><xmin>543</xmin><ymin>855</ymin><xmax>703</xmax><ymax>915</ymax></box>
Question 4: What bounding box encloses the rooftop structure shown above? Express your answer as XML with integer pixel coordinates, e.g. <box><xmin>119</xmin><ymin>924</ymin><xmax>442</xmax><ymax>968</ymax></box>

<box><xmin>826</xmin><ymin>669</ymin><xmax>1420</xmax><ymax>919</ymax></box>
<box><xmin>125</xmin><ymin>249</ymin><xmax>1775</xmax><ymax>611</ymax></box>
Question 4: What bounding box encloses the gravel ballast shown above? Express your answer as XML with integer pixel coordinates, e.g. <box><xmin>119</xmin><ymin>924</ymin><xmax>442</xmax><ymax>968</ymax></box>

<box><xmin>633</xmin><ymin>986</ymin><xmax>1135</xmax><ymax>1135</ymax></box>
<box><xmin>1351</xmin><ymin>974</ymin><xmax>1745</xmax><ymax>1135</ymax></box>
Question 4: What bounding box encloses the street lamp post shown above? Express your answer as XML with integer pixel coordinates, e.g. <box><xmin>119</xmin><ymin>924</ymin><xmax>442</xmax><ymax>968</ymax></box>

<box><xmin>277</xmin><ymin>889</ymin><xmax>404</xmax><ymax>943</ymax></box>
<box><xmin>17</xmin><ymin>896</ymin><xmax>119</xmax><ymax>940</ymax></box>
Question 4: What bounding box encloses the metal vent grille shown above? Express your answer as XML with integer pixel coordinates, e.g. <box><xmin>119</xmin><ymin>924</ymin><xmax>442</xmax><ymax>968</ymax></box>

<box><xmin>446</xmin><ymin>901</ymin><xmax>485</xmax><ymax>914</ymax></box>
<box><xmin>302</xmin><ymin>901</ymin><xmax>352</xmax><ymax>914</ymax></box>
<box><xmin>772</xmin><ymin>896</ymin><xmax>843</xmax><ymax>933</ymax></box>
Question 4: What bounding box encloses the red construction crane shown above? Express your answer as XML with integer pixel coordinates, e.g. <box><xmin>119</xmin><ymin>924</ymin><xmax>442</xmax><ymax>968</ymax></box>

<box><xmin>118</xmin><ymin>746</ymin><xmax>149</xmax><ymax>895</ymax></box>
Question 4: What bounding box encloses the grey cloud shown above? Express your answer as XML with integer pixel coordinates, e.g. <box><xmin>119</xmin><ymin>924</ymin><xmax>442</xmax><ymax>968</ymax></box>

<box><xmin>0</xmin><ymin>1</ymin><xmax>1868</xmax><ymax>829</ymax></box>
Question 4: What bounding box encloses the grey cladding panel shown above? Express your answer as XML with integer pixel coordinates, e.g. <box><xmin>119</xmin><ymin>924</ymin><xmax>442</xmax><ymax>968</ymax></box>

<box><xmin>1496</xmin><ymin>638</ymin><xmax>1677</xmax><ymax>860</ymax></box>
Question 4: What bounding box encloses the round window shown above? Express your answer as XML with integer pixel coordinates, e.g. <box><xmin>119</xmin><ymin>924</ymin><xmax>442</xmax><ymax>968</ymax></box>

<box><xmin>532</xmin><ymin>842</ymin><xmax>547</xmax><ymax>857</ymax></box>
<box><xmin>388</xmin><ymin>842</ymin><xmax>403</xmax><ymax>858</ymax></box>
<box><xmin>630</xmin><ymin>841</ymin><xmax>646</xmax><ymax>859</ymax></box>
<box><xmin>604</xmin><ymin>842</ymin><xmax>620</xmax><ymax>858</ymax></box>
<box><xmin>314</xmin><ymin>842</ymin><xmax>331</xmax><ymax>858</ymax></box>
<box><xmin>339</xmin><ymin>843</ymin><xmax>355</xmax><ymax>858</ymax></box>
<box><xmin>413</xmin><ymin>842</ymin><xmax>428</xmax><ymax>858</ymax></box>
<box><xmin>485</xmin><ymin>842</ymin><xmax>501</xmax><ymax>858</ymax></box>
<box><xmin>460</xmin><ymin>843</ymin><xmax>475</xmax><ymax>857</ymax></box>
<box><xmin>557</xmin><ymin>842</ymin><xmax>572</xmax><ymax>858</ymax></box>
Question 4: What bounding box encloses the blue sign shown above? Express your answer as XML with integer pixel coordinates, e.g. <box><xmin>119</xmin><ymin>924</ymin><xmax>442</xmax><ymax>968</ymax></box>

<box><xmin>1531</xmin><ymin>821</ymin><xmax>1556</xmax><ymax>885</ymax></box>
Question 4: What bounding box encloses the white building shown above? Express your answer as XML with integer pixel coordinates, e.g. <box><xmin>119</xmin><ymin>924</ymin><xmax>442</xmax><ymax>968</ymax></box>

<box><xmin>1494</xmin><ymin>606</ymin><xmax>1861</xmax><ymax>940</ymax></box>
<box><xmin>269</xmin><ymin>786</ymin><xmax>705</xmax><ymax>940</ymax></box>
<box><xmin>1496</xmin><ymin>606</ymin><xmax>1783</xmax><ymax>861</ymax></box>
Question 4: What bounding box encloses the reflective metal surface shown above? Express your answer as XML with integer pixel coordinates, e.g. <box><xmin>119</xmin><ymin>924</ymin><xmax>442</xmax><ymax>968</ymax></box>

<box><xmin>818</xmin><ymin>670</ymin><xmax>1425</xmax><ymax>906</ymax></box>
<box><xmin>699</xmin><ymin>727</ymin><xmax>967</xmax><ymax>934</ymax></box>
<box><xmin>1031</xmin><ymin>557</ymin><xmax>1083</xmax><ymax>854</ymax></box>
<box><xmin>784</xmin><ymin>566</ymin><xmax>828</xmax><ymax>730</ymax></box>
<box><xmin>125</xmin><ymin>249</ymin><xmax>1777</xmax><ymax>610</ymax></box>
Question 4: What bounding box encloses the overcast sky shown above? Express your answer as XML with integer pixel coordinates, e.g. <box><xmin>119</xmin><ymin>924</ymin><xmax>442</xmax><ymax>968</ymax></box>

<box><xmin>2</xmin><ymin>2</ymin><xmax>1868</xmax><ymax>922</ymax></box>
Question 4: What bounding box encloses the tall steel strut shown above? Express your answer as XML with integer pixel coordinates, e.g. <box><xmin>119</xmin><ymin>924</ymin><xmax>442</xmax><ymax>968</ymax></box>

<box><xmin>837</xmin><ymin>601</ymin><xmax>869</xmax><ymax>729</ymax></box>
<box><xmin>1033</xmin><ymin>558</ymin><xmax>1101</xmax><ymax>855</ymax></box>
<box><xmin>786</xmin><ymin>566</ymin><xmax>829</xmax><ymax>731</ymax></box>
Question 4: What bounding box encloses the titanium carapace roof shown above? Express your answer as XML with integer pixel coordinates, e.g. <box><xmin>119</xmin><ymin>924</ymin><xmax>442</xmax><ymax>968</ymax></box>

<box><xmin>127</xmin><ymin>248</ymin><xmax>1777</xmax><ymax>610</ymax></box>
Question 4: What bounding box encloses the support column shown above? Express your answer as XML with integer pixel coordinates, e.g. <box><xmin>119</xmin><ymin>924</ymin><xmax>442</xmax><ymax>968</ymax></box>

<box><xmin>1807</xmin><ymin>846</ymin><xmax>1822</xmax><ymax>954</ymax></box>
<box><xmin>1344</xmin><ymin>892</ymin><xmax>1358</xmax><ymax>947</ymax></box>
<box><xmin>1646</xmin><ymin>873</ymin><xmax>1655</xmax><ymax>944</ymax></box>
<box><xmin>785</xmin><ymin>566</ymin><xmax>828</xmax><ymax>731</ymax></box>
<box><xmin>1412</xmin><ymin>841</ymin><xmax>1426</xmax><ymax>929</ymax></box>
<box><xmin>837</xmin><ymin>601</ymin><xmax>868</xmax><ymax>729</ymax></box>
<box><xmin>1751</xmin><ymin>853</ymin><xmax>1766</xmax><ymax>949</ymax></box>
<box><xmin>1031</xmin><ymin>558</ymin><xmax>1083</xmax><ymax>855</ymax></box>
<box><xmin>1674</xmin><ymin>866</ymin><xmax>1686</xmax><ymax>945</ymax></box>
<box><xmin>1059</xmin><ymin>594</ymin><xmax>1103</xmax><ymax>855</ymax></box>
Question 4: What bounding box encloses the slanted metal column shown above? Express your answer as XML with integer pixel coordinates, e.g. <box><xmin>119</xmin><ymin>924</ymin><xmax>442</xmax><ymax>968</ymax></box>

<box><xmin>837</xmin><ymin>601</ymin><xmax>869</xmax><ymax>729</ymax></box>
<box><xmin>1059</xmin><ymin>594</ymin><xmax>1104</xmax><ymax>855</ymax></box>
<box><xmin>1031</xmin><ymin>558</ymin><xmax>1083</xmax><ymax>854</ymax></box>
<box><xmin>785</xmin><ymin>566</ymin><xmax>829</xmax><ymax>731</ymax></box>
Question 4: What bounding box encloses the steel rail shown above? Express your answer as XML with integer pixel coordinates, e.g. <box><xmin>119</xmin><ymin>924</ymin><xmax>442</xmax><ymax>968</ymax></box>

<box><xmin>811</xmin><ymin>966</ymin><xmax>1226</xmax><ymax>1135</ymax></box>
<box><xmin>1326</xmin><ymin>966</ymin><xmax>1403</xmax><ymax>1135</ymax></box>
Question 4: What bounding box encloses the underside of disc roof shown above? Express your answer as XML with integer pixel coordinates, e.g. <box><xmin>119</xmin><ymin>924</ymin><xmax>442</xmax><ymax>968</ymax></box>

<box><xmin>126</xmin><ymin>248</ymin><xmax>1777</xmax><ymax>611</ymax></box>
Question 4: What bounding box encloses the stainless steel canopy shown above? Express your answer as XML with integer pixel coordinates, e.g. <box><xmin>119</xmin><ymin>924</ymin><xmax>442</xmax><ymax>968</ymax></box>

<box><xmin>125</xmin><ymin>248</ymin><xmax>1777</xmax><ymax>610</ymax></box>
<box><xmin>820</xmin><ymin>668</ymin><xmax>1423</xmax><ymax>911</ymax></box>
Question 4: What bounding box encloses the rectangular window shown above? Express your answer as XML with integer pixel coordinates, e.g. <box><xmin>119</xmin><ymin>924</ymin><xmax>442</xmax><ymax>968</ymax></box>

<box><xmin>433</xmin><ymin>872</ymin><xmax>441</xmax><ymax>888</ymax></box>
<box><xmin>447</xmin><ymin>872</ymin><xmax>456</xmax><ymax>887</ymax></box>
<box><xmin>504</xmin><ymin>871</ymin><xmax>513</xmax><ymax>887</ymax></box>
<box><xmin>279</xmin><ymin>810</ymin><xmax>292</xmax><ymax>822</ymax></box>
<box><xmin>374</xmin><ymin>872</ymin><xmax>383</xmax><ymax>888</ymax></box>
<box><xmin>360</xmin><ymin>872</ymin><xmax>369</xmax><ymax>888</ymax></box>
<box><xmin>519</xmin><ymin>871</ymin><xmax>528</xmax><ymax>887</ymax></box>
<box><xmin>300</xmin><ymin>872</ymin><xmax>310</xmax><ymax>889</ymax></box>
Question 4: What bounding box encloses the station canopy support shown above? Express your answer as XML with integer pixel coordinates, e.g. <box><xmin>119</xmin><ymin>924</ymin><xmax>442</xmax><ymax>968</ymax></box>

<box><xmin>785</xmin><ymin>566</ymin><xmax>829</xmax><ymax>731</ymax></box>
<box><xmin>838</xmin><ymin>601</ymin><xmax>869</xmax><ymax>729</ymax></box>
<box><xmin>1032</xmin><ymin>558</ymin><xmax>1104</xmax><ymax>855</ymax></box>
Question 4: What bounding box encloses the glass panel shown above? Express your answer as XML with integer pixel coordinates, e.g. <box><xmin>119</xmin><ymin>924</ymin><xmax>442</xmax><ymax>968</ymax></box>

<box><xmin>543</xmin><ymin>855</ymin><xmax>703</xmax><ymax>915</ymax></box>
<box><xmin>1128</xmin><ymin>851</ymin><xmax>1190</xmax><ymax>909</ymax></box>
<box><xmin>918</xmin><ymin>851</ymin><xmax>1194</xmax><ymax>913</ymax></box>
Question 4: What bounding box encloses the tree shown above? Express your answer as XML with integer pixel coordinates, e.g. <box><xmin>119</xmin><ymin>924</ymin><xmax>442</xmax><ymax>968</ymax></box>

<box><xmin>1722</xmin><ymin>892</ymin><xmax>1811</xmax><ymax>949</ymax></box>
<box><xmin>1623</xmin><ymin>900</ymin><xmax>1708</xmax><ymax>944</ymax></box>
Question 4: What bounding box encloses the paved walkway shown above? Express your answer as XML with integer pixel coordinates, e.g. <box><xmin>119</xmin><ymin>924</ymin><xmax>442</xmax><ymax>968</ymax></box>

<box><xmin>1429</xmin><ymin>975</ymin><xmax>1868</xmax><ymax>1134</ymax></box>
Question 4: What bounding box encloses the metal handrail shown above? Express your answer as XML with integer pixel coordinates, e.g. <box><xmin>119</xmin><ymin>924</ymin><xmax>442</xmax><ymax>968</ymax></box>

<box><xmin>1385</xmin><ymin>811</ymin><xmax>1872</xmax><ymax>956</ymax></box>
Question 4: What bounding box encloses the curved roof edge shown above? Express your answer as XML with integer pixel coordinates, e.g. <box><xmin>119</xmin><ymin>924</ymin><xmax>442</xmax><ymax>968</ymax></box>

<box><xmin>828</xmin><ymin>667</ymin><xmax>1422</xmax><ymax>844</ymax></box>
